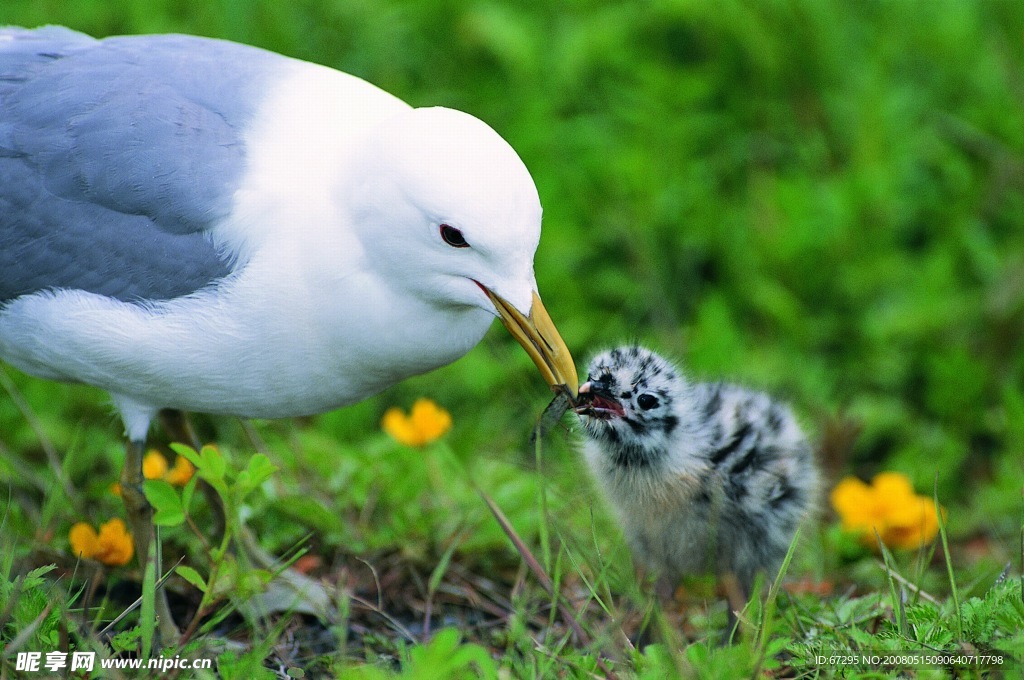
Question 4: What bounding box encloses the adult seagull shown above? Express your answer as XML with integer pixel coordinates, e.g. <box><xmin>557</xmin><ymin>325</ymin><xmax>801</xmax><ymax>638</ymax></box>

<box><xmin>0</xmin><ymin>26</ymin><xmax>577</xmax><ymax>633</ymax></box>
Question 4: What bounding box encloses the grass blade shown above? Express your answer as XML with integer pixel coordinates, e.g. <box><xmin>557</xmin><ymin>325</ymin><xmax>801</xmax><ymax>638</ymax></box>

<box><xmin>479</xmin><ymin>490</ymin><xmax>618</xmax><ymax>680</ymax></box>
<box><xmin>140</xmin><ymin>540</ymin><xmax>157</xmax><ymax>658</ymax></box>
<box><xmin>934</xmin><ymin>476</ymin><xmax>963</xmax><ymax>640</ymax></box>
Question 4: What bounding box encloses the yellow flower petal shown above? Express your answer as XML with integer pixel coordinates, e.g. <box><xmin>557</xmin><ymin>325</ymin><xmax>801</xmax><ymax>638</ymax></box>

<box><xmin>382</xmin><ymin>399</ymin><xmax>452</xmax><ymax>447</ymax></box>
<box><xmin>872</xmin><ymin>472</ymin><xmax>915</xmax><ymax>500</ymax></box>
<box><xmin>142</xmin><ymin>450</ymin><xmax>169</xmax><ymax>480</ymax></box>
<box><xmin>886</xmin><ymin>490</ymin><xmax>929</xmax><ymax>528</ymax></box>
<box><xmin>831</xmin><ymin>472</ymin><xmax>946</xmax><ymax>551</ymax></box>
<box><xmin>830</xmin><ymin>477</ymin><xmax>881</xmax><ymax>532</ymax></box>
<box><xmin>95</xmin><ymin>518</ymin><xmax>134</xmax><ymax>566</ymax></box>
<box><xmin>382</xmin><ymin>407</ymin><xmax>421</xmax><ymax>446</ymax></box>
<box><xmin>830</xmin><ymin>477</ymin><xmax>870</xmax><ymax>514</ymax></box>
<box><xmin>165</xmin><ymin>455</ymin><xmax>195</xmax><ymax>486</ymax></box>
<box><xmin>69</xmin><ymin>522</ymin><xmax>100</xmax><ymax>559</ymax></box>
<box><xmin>410</xmin><ymin>398</ymin><xmax>452</xmax><ymax>443</ymax></box>
<box><xmin>888</xmin><ymin>496</ymin><xmax>942</xmax><ymax>549</ymax></box>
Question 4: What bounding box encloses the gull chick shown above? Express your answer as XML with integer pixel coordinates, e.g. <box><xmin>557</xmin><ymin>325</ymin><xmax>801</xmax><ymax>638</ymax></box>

<box><xmin>575</xmin><ymin>346</ymin><xmax>819</xmax><ymax>600</ymax></box>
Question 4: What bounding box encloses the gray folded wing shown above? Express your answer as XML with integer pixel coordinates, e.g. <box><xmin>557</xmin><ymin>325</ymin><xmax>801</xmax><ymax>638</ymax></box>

<box><xmin>0</xmin><ymin>27</ymin><xmax>286</xmax><ymax>302</ymax></box>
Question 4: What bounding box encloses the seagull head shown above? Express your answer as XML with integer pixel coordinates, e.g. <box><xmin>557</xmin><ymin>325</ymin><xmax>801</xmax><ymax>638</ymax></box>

<box><xmin>347</xmin><ymin>106</ymin><xmax>577</xmax><ymax>394</ymax></box>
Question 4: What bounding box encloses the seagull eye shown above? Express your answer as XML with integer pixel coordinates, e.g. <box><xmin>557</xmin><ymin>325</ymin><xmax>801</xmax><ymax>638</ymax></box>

<box><xmin>440</xmin><ymin>224</ymin><xmax>469</xmax><ymax>248</ymax></box>
<box><xmin>637</xmin><ymin>394</ymin><xmax>659</xmax><ymax>410</ymax></box>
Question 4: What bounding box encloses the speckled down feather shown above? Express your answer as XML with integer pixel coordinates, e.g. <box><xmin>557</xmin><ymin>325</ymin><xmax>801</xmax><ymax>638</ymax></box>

<box><xmin>576</xmin><ymin>345</ymin><xmax>819</xmax><ymax>595</ymax></box>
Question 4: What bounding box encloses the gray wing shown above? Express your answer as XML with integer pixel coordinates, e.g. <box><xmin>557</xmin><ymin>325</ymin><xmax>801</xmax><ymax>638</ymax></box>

<box><xmin>0</xmin><ymin>27</ymin><xmax>286</xmax><ymax>302</ymax></box>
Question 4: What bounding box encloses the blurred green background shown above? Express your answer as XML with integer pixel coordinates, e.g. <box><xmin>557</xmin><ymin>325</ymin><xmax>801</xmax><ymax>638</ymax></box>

<box><xmin>1</xmin><ymin>0</ymin><xmax>1021</xmax><ymax>542</ymax></box>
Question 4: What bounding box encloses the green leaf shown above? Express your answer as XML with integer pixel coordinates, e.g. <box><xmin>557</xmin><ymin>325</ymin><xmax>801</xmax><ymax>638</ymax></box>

<box><xmin>236</xmin><ymin>454</ymin><xmax>278</xmax><ymax>495</ymax></box>
<box><xmin>209</xmin><ymin>555</ymin><xmax>239</xmax><ymax>600</ymax></box>
<box><xmin>169</xmin><ymin>442</ymin><xmax>201</xmax><ymax>467</ymax></box>
<box><xmin>175</xmin><ymin>444</ymin><xmax>229</xmax><ymax>497</ymax></box>
<box><xmin>25</xmin><ymin>565</ymin><xmax>57</xmax><ymax>583</ymax></box>
<box><xmin>181</xmin><ymin>475</ymin><xmax>199</xmax><ymax>513</ymax></box>
<box><xmin>176</xmin><ymin>565</ymin><xmax>207</xmax><ymax>593</ymax></box>
<box><xmin>143</xmin><ymin>480</ymin><xmax>185</xmax><ymax>527</ymax></box>
<box><xmin>109</xmin><ymin>627</ymin><xmax>142</xmax><ymax>654</ymax></box>
<box><xmin>200</xmin><ymin>445</ymin><xmax>227</xmax><ymax>481</ymax></box>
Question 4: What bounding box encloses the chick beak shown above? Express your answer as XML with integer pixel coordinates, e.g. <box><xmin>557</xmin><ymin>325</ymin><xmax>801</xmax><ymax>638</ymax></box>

<box><xmin>481</xmin><ymin>287</ymin><xmax>578</xmax><ymax>397</ymax></box>
<box><xmin>574</xmin><ymin>379</ymin><xmax>624</xmax><ymax>419</ymax></box>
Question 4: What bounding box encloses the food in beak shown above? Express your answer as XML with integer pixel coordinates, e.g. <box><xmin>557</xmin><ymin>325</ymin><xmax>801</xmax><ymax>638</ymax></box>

<box><xmin>574</xmin><ymin>380</ymin><xmax>625</xmax><ymax>420</ymax></box>
<box><xmin>529</xmin><ymin>385</ymin><xmax>575</xmax><ymax>445</ymax></box>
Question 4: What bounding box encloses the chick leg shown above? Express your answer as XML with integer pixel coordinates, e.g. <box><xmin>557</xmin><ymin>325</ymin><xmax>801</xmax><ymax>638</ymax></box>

<box><xmin>719</xmin><ymin>572</ymin><xmax>747</xmax><ymax>644</ymax></box>
<box><xmin>120</xmin><ymin>438</ymin><xmax>180</xmax><ymax>642</ymax></box>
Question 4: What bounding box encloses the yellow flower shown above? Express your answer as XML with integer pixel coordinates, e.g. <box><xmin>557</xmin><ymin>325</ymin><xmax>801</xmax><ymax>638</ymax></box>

<box><xmin>381</xmin><ymin>398</ymin><xmax>452</xmax><ymax>447</ymax></box>
<box><xmin>69</xmin><ymin>523</ymin><xmax>100</xmax><ymax>558</ymax></box>
<box><xmin>164</xmin><ymin>454</ymin><xmax>196</xmax><ymax>486</ymax></box>
<box><xmin>142</xmin><ymin>450</ymin><xmax>169</xmax><ymax>479</ymax></box>
<box><xmin>69</xmin><ymin>518</ymin><xmax>134</xmax><ymax>566</ymax></box>
<box><xmin>112</xmin><ymin>450</ymin><xmax>194</xmax><ymax>495</ymax></box>
<box><xmin>830</xmin><ymin>472</ymin><xmax>945</xmax><ymax>550</ymax></box>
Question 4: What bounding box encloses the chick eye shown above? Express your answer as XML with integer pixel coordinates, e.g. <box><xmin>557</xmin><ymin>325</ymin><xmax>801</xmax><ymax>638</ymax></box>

<box><xmin>637</xmin><ymin>394</ymin><xmax>659</xmax><ymax>410</ymax></box>
<box><xmin>440</xmin><ymin>224</ymin><xmax>469</xmax><ymax>248</ymax></box>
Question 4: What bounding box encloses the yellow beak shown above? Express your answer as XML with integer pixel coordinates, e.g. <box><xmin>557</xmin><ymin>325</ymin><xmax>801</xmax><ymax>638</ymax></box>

<box><xmin>483</xmin><ymin>288</ymin><xmax>578</xmax><ymax>397</ymax></box>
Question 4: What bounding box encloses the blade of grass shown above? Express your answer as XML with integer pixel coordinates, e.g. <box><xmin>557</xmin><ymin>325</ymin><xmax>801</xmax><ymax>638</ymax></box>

<box><xmin>423</xmin><ymin>530</ymin><xmax>464</xmax><ymax>641</ymax></box>
<box><xmin>751</xmin><ymin>526</ymin><xmax>801</xmax><ymax>677</ymax></box>
<box><xmin>534</xmin><ymin>434</ymin><xmax>552</xmax><ymax>573</ymax></box>
<box><xmin>479</xmin><ymin>489</ymin><xmax>618</xmax><ymax>680</ymax></box>
<box><xmin>874</xmin><ymin>530</ymin><xmax>908</xmax><ymax>637</ymax></box>
<box><xmin>934</xmin><ymin>476</ymin><xmax>963</xmax><ymax>640</ymax></box>
<box><xmin>140</xmin><ymin>541</ymin><xmax>157</xmax><ymax>658</ymax></box>
<box><xmin>0</xmin><ymin>367</ymin><xmax>75</xmax><ymax>501</ymax></box>
<box><xmin>557</xmin><ymin>530</ymin><xmax>612</xmax><ymax>617</ymax></box>
<box><xmin>586</xmin><ymin>507</ymin><xmax>619</xmax><ymax>612</ymax></box>
<box><xmin>97</xmin><ymin>556</ymin><xmax>183</xmax><ymax>636</ymax></box>
<box><xmin>479</xmin><ymin>490</ymin><xmax>581</xmax><ymax>635</ymax></box>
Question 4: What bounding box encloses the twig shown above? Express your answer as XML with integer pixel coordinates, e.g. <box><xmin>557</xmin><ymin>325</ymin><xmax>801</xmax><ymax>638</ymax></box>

<box><xmin>354</xmin><ymin>556</ymin><xmax>385</xmax><ymax>612</ymax></box>
<box><xmin>348</xmin><ymin>593</ymin><xmax>418</xmax><ymax>642</ymax></box>
<box><xmin>177</xmin><ymin>604</ymin><xmax>214</xmax><ymax>647</ymax></box>
<box><xmin>240</xmin><ymin>420</ymin><xmax>272</xmax><ymax>457</ymax></box>
<box><xmin>872</xmin><ymin>559</ymin><xmax>941</xmax><ymax>605</ymax></box>
<box><xmin>0</xmin><ymin>439</ymin><xmax>51</xmax><ymax>495</ymax></box>
<box><xmin>0</xmin><ymin>578</ymin><xmax>25</xmax><ymax>637</ymax></box>
<box><xmin>97</xmin><ymin>557</ymin><xmax>184</xmax><ymax>636</ymax></box>
<box><xmin>479</xmin><ymin>490</ymin><xmax>618</xmax><ymax>680</ymax></box>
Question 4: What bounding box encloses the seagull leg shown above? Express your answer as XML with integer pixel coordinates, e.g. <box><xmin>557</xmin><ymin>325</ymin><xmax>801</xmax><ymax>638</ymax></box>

<box><xmin>120</xmin><ymin>438</ymin><xmax>180</xmax><ymax>643</ymax></box>
<box><xmin>120</xmin><ymin>439</ymin><xmax>153</xmax><ymax>569</ymax></box>
<box><xmin>159</xmin><ymin>412</ymin><xmax>332</xmax><ymax>621</ymax></box>
<box><xmin>159</xmin><ymin>409</ymin><xmax>226</xmax><ymax>537</ymax></box>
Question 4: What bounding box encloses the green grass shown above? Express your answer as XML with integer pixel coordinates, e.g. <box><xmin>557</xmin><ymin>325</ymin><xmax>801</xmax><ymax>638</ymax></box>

<box><xmin>2</xmin><ymin>0</ymin><xmax>1024</xmax><ymax>677</ymax></box>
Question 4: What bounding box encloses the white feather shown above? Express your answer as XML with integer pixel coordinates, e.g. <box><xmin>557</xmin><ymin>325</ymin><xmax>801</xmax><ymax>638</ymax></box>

<box><xmin>0</xmin><ymin>55</ymin><xmax>544</xmax><ymax>429</ymax></box>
